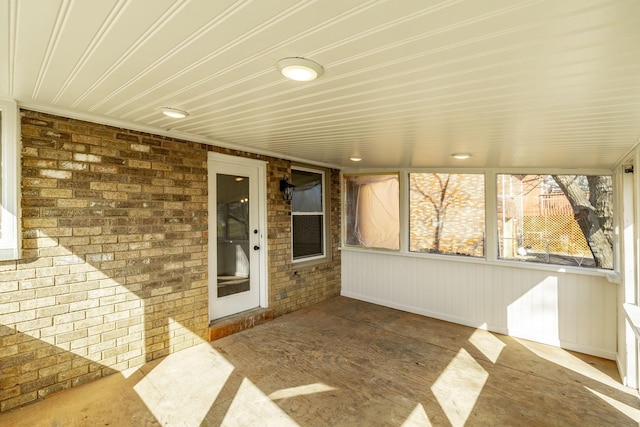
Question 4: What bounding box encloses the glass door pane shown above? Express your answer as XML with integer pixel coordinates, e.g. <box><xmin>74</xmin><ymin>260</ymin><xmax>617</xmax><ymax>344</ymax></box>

<box><xmin>216</xmin><ymin>174</ymin><xmax>250</xmax><ymax>297</ymax></box>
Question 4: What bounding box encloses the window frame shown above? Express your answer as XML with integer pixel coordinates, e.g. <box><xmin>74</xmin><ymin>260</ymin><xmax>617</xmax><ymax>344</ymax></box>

<box><xmin>408</xmin><ymin>172</ymin><xmax>485</xmax><ymax>258</ymax></box>
<box><xmin>291</xmin><ymin>165</ymin><xmax>331</xmax><ymax>267</ymax></box>
<box><xmin>0</xmin><ymin>98</ymin><xmax>20</xmax><ymax>261</ymax></box>
<box><xmin>341</xmin><ymin>168</ymin><xmax>616</xmax><ymax>274</ymax></box>
<box><xmin>494</xmin><ymin>172</ymin><xmax>614</xmax><ymax>270</ymax></box>
<box><xmin>342</xmin><ymin>172</ymin><xmax>401</xmax><ymax>251</ymax></box>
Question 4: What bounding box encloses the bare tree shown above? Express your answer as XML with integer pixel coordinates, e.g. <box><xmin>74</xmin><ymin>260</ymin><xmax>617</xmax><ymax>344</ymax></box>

<box><xmin>412</xmin><ymin>174</ymin><xmax>458</xmax><ymax>253</ymax></box>
<box><xmin>552</xmin><ymin>175</ymin><xmax>613</xmax><ymax>269</ymax></box>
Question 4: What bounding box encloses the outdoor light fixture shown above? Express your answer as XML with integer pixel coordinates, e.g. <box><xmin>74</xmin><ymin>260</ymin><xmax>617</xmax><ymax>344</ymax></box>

<box><xmin>451</xmin><ymin>153</ymin><xmax>471</xmax><ymax>160</ymax></box>
<box><xmin>280</xmin><ymin>175</ymin><xmax>296</xmax><ymax>202</ymax></box>
<box><xmin>277</xmin><ymin>57</ymin><xmax>324</xmax><ymax>81</ymax></box>
<box><xmin>160</xmin><ymin>107</ymin><xmax>189</xmax><ymax>119</ymax></box>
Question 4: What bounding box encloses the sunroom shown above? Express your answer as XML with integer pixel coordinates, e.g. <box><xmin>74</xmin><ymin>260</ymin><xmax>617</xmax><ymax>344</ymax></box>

<box><xmin>1</xmin><ymin>1</ymin><xmax>640</xmax><ymax>425</ymax></box>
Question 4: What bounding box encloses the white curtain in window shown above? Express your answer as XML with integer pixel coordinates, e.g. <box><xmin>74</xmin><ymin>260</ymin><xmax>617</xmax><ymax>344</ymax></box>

<box><xmin>355</xmin><ymin>175</ymin><xmax>399</xmax><ymax>250</ymax></box>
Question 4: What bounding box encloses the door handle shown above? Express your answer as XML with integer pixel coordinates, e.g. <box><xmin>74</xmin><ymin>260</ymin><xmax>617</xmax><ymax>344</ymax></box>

<box><xmin>253</xmin><ymin>245</ymin><xmax>260</xmax><ymax>251</ymax></box>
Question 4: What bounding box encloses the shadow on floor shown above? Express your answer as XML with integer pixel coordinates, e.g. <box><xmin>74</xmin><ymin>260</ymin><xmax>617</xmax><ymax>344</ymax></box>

<box><xmin>1</xmin><ymin>297</ymin><xmax>638</xmax><ymax>426</ymax></box>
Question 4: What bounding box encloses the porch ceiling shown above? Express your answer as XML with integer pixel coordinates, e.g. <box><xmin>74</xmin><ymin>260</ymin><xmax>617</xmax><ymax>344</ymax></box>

<box><xmin>2</xmin><ymin>0</ymin><xmax>640</xmax><ymax>170</ymax></box>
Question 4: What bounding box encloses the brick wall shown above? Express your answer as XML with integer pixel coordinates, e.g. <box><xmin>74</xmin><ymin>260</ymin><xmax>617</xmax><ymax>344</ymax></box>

<box><xmin>267</xmin><ymin>161</ymin><xmax>341</xmax><ymax>316</ymax></box>
<box><xmin>0</xmin><ymin>110</ymin><xmax>341</xmax><ymax>412</ymax></box>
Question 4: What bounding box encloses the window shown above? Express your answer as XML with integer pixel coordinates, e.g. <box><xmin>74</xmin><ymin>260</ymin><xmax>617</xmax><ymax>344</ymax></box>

<box><xmin>409</xmin><ymin>173</ymin><xmax>485</xmax><ymax>257</ymax></box>
<box><xmin>497</xmin><ymin>174</ymin><xmax>613</xmax><ymax>269</ymax></box>
<box><xmin>0</xmin><ymin>98</ymin><xmax>20</xmax><ymax>260</ymax></box>
<box><xmin>216</xmin><ymin>174</ymin><xmax>249</xmax><ymax>241</ymax></box>
<box><xmin>343</xmin><ymin>173</ymin><xmax>399</xmax><ymax>250</ymax></box>
<box><xmin>343</xmin><ymin>170</ymin><xmax>614</xmax><ymax>271</ymax></box>
<box><xmin>291</xmin><ymin>167</ymin><xmax>326</xmax><ymax>262</ymax></box>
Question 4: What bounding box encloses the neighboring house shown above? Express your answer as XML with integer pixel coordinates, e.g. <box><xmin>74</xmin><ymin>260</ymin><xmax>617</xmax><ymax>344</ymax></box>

<box><xmin>498</xmin><ymin>175</ymin><xmax>593</xmax><ymax>264</ymax></box>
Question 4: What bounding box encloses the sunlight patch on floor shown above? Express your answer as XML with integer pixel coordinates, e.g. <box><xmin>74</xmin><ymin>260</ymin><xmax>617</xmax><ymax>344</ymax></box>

<box><xmin>268</xmin><ymin>383</ymin><xmax>336</xmax><ymax>400</ymax></box>
<box><xmin>133</xmin><ymin>344</ymin><xmax>235</xmax><ymax>426</ymax></box>
<box><xmin>585</xmin><ymin>386</ymin><xmax>640</xmax><ymax>422</ymax></box>
<box><xmin>401</xmin><ymin>403</ymin><xmax>432</xmax><ymax>426</ymax></box>
<box><xmin>514</xmin><ymin>338</ymin><xmax>621</xmax><ymax>388</ymax></box>
<box><xmin>431</xmin><ymin>348</ymin><xmax>488</xmax><ymax>427</ymax></box>
<box><xmin>223</xmin><ymin>377</ymin><xmax>300</xmax><ymax>426</ymax></box>
<box><xmin>468</xmin><ymin>328</ymin><xmax>505</xmax><ymax>363</ymax></box>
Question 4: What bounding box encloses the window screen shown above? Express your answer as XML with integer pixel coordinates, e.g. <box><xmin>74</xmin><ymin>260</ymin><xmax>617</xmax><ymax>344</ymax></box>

<box><xmin>497</xmin><ymin>174</ymin><xmax>613</xmax><ymax>269</ymax></box>
<box><xmin>343</xmin><ymin>173</ymin><xmax>400</xmax><ymax>250</ymax></box>
<box><xmin>409</xmin><ymin>173</ymin><xmax>485</xmax><ymax>257</ymax></box>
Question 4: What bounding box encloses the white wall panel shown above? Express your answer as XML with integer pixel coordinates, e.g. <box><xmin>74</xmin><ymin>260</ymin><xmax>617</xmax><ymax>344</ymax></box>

<box><xmin>342</xmin><ymin>249</ymin><xmax>617</xmax><ymax>359</ymax></box>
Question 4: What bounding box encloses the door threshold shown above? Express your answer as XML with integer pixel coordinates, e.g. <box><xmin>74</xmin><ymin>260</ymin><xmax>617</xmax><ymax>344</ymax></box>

<box><xmin>208</xmin><ymin>307</ymin><xmax>273</xmax><ymax>341</ymax></box>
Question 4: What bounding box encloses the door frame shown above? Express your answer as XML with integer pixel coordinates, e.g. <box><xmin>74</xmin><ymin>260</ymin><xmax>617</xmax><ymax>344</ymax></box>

<box><xmin>207</xmin><ymin>152</ymin><xmax>268</xmax><ymax>321</ymax></box>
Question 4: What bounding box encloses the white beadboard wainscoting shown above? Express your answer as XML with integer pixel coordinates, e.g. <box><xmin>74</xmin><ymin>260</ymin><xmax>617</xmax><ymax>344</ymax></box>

<box><xmin>341</xmin><ymin>248</ymin><xmax>617</xmax><ymax>360</ymax></box>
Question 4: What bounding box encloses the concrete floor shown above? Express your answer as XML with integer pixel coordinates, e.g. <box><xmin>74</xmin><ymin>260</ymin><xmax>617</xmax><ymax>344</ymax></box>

<box><xmin>1</xmin><ymin>296</ymin><xmax>638</xmax><ymax>426</ymax></box>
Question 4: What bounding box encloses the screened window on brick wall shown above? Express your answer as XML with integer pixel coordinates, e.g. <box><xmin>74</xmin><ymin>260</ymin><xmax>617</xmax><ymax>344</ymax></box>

<box><xmin>343</xmin><ymin>173</ymin><xmax>400</xmax><ymax>250</ymax></box>
<box><xmin>291</xmin><ymin>168</ymin><xmax>325</xmax><ymax>261</ymax></box>
<box><xmin>497</xmin><ymin>174</ymin><xmax>613</xmax><ymax>269</ymax></box>
<box><xmin>409</xmin><ymin>173</ymin><xmax>485</xmax><ymax>257</ymax></box>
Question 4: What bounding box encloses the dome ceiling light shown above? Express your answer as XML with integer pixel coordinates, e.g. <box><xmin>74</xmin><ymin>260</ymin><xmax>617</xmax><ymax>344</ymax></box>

<box><xmin>277</xmin><ymin>57</ymin><xmax>324</xmax><ymax>81</ymax></box>
<box><xmin>160</xmin><ymin>107</ymin><xmax>189</xmax><ymax>119</ymax></box>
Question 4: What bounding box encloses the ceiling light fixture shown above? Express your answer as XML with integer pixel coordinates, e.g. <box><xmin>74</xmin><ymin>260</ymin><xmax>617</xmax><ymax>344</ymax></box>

<box><xmin>160</xmin><ymin>107</ymin><xmax>189</xmax><ymax>119</ymax></box>
<box><xmin>277</xmin><ymin>57</ymin><xmax>324</xmax><ymax>81</ymax></box>
<box><xmin>451</xmin><ymin>153</ymin><xmax>471</xmax><ymax>160</ymax></box>
<box><xmin>349</xmin><ymin>157</ymin><xmax>362</xmax><ymax>162</ymax></box>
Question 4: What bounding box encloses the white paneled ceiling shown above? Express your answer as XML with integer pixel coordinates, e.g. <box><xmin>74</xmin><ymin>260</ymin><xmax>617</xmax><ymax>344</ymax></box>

<box><xmin>2</xmin><ymin>0</ymin><xmax>640</xmax><ymax>169</ymax></box>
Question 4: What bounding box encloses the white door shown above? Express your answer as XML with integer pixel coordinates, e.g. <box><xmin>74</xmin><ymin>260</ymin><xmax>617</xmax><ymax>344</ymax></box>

<box><xmin>208</xmin><ymin>153</ymin><xmax>266</xmax><ymax>320</ymax></box>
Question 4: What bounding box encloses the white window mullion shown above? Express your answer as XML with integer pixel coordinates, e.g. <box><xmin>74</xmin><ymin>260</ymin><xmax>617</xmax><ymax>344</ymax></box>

<box><xmin>399</xmin><ymin>170</ymin><xmax>409</xmax><ymax>253</ymax></box>
<box><xmin>0</xmin><ymin>97</ymin><xmax>20</xmax><ymax>260</ymax></box>
<box><xmin>485</xmin><ymin>169</ymin><xmax>498</xmax><ymax>261</ymax></box>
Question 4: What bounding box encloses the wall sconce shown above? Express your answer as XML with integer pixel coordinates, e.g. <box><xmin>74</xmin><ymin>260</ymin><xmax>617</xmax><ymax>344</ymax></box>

<box><xmin>280</xmin><ymin>175</ymin><xmax>295</xmax><ymax>202</ymax></box>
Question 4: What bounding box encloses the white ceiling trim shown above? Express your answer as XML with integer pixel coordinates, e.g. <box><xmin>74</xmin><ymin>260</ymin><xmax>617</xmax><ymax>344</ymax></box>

<box><xmin>99</xmin><ymin>0</ymin><xmax>313</xmax><ymax>115</ymax></box>
<box><xmin>121</xmin><ymin>0</ymin><xmax>384</xmax><ymax>121</ymax></box>
<box><xmin>6</xmin><ymin>0</ymin><xmax>17</xmax><ymax>94</ymax></box>
<box><xmin>69</xmin><ymin>1</ymin><xmax>189</xmax><ymax>109</ymax></box>
<box><xmin>16</xmin><ymin>99</ymin><xmax>343</xmax><ymax>170</ymax></box>
<box><xmin>317</xmin><ymin>1</ymin><xmax>540</xmax><ymax>68</ymax></box>
<box><xmin>157</xmin><ymin>3</ymin><xmax>549</xmax><ymax>134</ymax></box>
<box><xmin>53</xmin><ymin>0</ymin><xmax>132</xmax><ymax>104</ymax></box>
<box><xmin>89</xmin><ymin>1</ymin><xmax>251</xmax><ymax>112</ymax></box>
<box><xmin>4</xmin><ymin>1</ymin><xmax>640</xmax><ymax>170</ymax></box>
<box><xmin>31</xmin><ymin>0</ymin><xmax>70</xmax><ymax>99</ymax></box>
<box><xmin>614</xmin><ymin>136</ymin><xmax>640</xmax><ymax>170</ymax></box>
